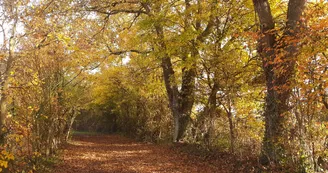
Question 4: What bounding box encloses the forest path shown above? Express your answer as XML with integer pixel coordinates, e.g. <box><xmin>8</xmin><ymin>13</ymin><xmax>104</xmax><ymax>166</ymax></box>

<box><xmin>52</xmin><ymin>134</ymin><xmax>231</xmax><ymax>173</ymax></box>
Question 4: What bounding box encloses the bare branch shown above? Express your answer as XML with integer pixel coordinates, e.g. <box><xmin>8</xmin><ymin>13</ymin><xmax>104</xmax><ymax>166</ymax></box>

<box><xmin>86</xmin><ymin>7</ymin><xmax>147</xmax><ymax>16</ymax></box>
<box><xmin>106</xmin><ymin>44</ymin><xmax>152</xmax><ymax>55</ymax></box>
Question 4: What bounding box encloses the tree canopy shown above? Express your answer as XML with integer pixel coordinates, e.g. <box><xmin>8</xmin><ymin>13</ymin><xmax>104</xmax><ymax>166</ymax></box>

<box><xmin>0</xmin><ymin>0</ymin><xmax>328</xmax><ymax>172</ymax></box>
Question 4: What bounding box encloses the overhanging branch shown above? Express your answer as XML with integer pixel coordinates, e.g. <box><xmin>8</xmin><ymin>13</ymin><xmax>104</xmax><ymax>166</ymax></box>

<box><xmin>106</xmin><ymin>44</ymin><xmax>152</xmax><ymax>55</ymax></box>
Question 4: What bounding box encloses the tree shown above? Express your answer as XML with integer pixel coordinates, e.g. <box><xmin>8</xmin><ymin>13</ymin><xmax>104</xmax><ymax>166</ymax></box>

<box><xmin>82</xmin><ymin>0</ymin><xmax>219</xmax><ymax>142</ymax></box>
<box><xmin>0</xmin><ymin>0</ymin><xmax>21</xmax><ymax>142</ymax></box>
<box><xmin>142</xmin><ymin>1</ymin><xmax>217</xmax><ymax>142</ymax></box>
<box><xmin>252</xmin><ymin>0</ymin><xmax>306</xmax><ymax>167</ymax></box>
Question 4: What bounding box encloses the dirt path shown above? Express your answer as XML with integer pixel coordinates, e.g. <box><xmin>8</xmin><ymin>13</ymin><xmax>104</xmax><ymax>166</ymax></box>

<box><xmin>53</xmin><ymin>134</ymin><xmax>231</xmax><ymax>173</ymax></box>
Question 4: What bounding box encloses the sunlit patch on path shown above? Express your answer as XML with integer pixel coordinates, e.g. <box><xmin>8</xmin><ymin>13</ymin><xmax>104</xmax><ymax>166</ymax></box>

<box><xmin>53</xmin><ymin>134</ymin><xmax>230</xmax><ymax>173</ymax></box>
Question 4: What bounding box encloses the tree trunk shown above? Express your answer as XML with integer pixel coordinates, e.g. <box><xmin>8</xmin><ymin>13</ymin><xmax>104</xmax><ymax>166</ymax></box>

<box><xmin>66</xmin><ymin>108</ymin><xmax>78</xmax><ymax>141</ymax></box>
<box><xmin>143</xmin><ymin>1</ymin><xmax>215</xmax><ymax>142</ymax></box>
<box><xmin>227</xmin><ymin>111</ymin><xmax>235</xmax><ymax>154</ymax></box>
<box><xmin>0</xmin><ymin>96</ymin><xmax>8</xmax><ymax>142</ymax></box>
<box><xmin>252</xmin><ymin>0</ymin><xmax>306</xmax><ymax>167</ymax></box>
<box><xmin>0</xmin><ymin>19</ymin><xmax>17</xmax><ymax>142</ymax></box>
<box><xmin>153</xmin><ymin>10</ymin><xmax>193</xmax><ymax>142</ymax></box>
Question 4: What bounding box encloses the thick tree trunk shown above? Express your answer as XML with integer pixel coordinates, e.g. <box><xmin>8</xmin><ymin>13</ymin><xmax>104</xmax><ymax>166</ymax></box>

<box><xmin>156</xmin><ymin>26</ymin><xmax>182</xmax><ymax>142</ymax></box>
<box><xmin>252</xmin><ymin>0</ymin><xmax>306</xmax><ymax>167</ymax></box>
<box><xmin>154</xmin><ymin>7</ymin><xmax>195</xmax><ymax>142</ymax></box>
<box><xmin>160</xmin><ymin>45</ymin><xmax>195</xmax><ymax>142</ymax></box>
<box><xmin>155</xmin><ymin>24</ymin><xmax>181</xmax><ymax>142</ymax></box>
<box><xmin>144</xmin><ymin>1</ymin><xmax>215</xmax><ymax>142</ymax></box>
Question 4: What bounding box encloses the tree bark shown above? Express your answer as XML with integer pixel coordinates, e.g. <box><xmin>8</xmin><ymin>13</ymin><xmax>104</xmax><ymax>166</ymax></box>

<box><xmin>252</xmin><ymin>0</ymin><xmax>306</xmax><ymax>167</ymax></box>
<box><xmin>0</xmin><ymin>18</ymin><xmax>17</xmax><ymax>142</ymax></box>
<box><xmin>142</xmin><ymin>1</ymin><xmax>216</xmax><ymax>142</ymax></box>
<box><xmin>155</xmin><ymin>24</ymin><xmax>195</xmax><ymax>142</ymax></box>
<box><xmin>153</xmin><ymin>23</ymin><xmax>181</xmax><ymax>142</ymax></box>
<box><xmin>66</xmin><ymin>108</ymin><xmax>78</xmax><ymax>141</ymax></box>
<box><xmin>150</xmin><ymin>1</ymin><xmax>200</xmax><ymax>142</ymax></box>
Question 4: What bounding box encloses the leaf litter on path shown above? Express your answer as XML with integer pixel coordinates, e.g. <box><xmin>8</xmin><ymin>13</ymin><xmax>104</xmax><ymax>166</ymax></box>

<box><xmin>53</xmin><ymin>134</ymin><xmax>232</xmax><ymax>173</ymax></box>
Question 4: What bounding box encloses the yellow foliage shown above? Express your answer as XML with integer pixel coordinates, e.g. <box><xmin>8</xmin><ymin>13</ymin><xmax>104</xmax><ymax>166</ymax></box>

<box><xmin>0</xmin><ymin>160</ymin><xmax>8</xmax><ymax>168</ymax></box>
<box><xmin>0</xmin><ymin>150</ymin><xmax>15</xmax><ymax>172</ymax></box>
